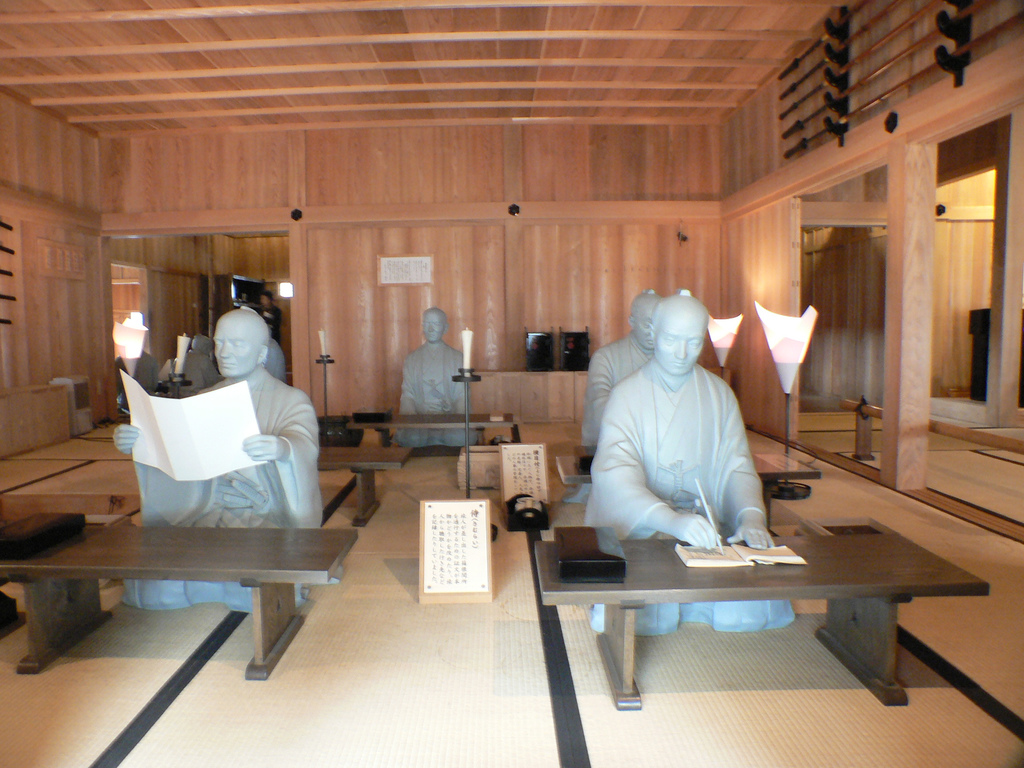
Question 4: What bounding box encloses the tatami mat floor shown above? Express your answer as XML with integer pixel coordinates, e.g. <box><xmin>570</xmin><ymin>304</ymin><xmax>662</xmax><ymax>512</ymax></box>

<box><xmin>1</xmin><ymin>421</ymin><xmax>1022</xmax><ymax>768</ymax></box>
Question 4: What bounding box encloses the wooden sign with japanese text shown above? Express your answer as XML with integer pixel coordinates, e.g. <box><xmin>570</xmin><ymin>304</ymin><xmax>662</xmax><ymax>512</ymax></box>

<box><xmin>499</xmin><ymin>443</ymin><xmax>549</xmax><ymax>503</ymax></box>
<box><xmin>419</xmin><ymin>499</ymin><xmax>492</xmax><ymax>604</ymax></box>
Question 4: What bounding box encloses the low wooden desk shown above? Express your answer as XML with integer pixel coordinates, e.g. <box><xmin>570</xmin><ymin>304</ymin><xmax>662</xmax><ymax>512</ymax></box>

<box><xmin>351</xmin><ymin>413</ymin><xmax>520</xmax><ymax>446</ymax></box>
<box><xmin>0</xmin><ymin>526</ymin><xmax>358</xmax><ymax>680</ymax></box>
<box><xmin>318</xmin><ymin>446</ymin><xmax>413</xmax><ymax>526</ymax></box>
<box><xmin>535</xmin><ymin>532</ymin><xmax>988</xmax><ymax>710</ymax></box>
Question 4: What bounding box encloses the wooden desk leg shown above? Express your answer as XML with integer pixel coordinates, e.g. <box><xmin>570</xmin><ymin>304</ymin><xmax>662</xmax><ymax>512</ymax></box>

<box><xmin>596</xmin><ymin>604</ymin><xmax>642</xmax><ymax>711</ymax></box>
<box><xmin>351</xmin><ymin>469</ymin><xmax>381</xmax><ymax>527</ymax></box>
<box><xmin>18</xmin><ymin>579</ymin><xmax>110</xmax><ymax>674</ymax></box>
<box><xmin>816</xmin><ymin>596</ymin><xmax>908</xmax><ymax>706</ymax></box>
<box><xmin>246</xmin><ymin>582</ymin><xmax>302</xmax><ymax>681</ymax></box>
<box><xmin>376</xmin><ymin>427</ymin><xmax>392</xmax><ymax>447</ymax></box>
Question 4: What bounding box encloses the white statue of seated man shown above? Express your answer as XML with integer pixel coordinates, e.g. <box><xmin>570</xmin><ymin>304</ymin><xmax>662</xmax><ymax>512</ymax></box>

<box><xmin>113</xmin><ymin>308</ymin><xmax>323</xmax><ymax>612</ymax></box>
<box><xmin>581</xmin><ymin>289</ymin><xmax>661</xmax><ymax>450</ymax></box>
<box><xmin>396</xmin><ymin>307</ymin><xmax>468</xmax><ymax>447</ymax></box>
<box><xmin>585</xmin><ymin>291</ymin><xmax>794</xmax><ymax>635</ymax></box>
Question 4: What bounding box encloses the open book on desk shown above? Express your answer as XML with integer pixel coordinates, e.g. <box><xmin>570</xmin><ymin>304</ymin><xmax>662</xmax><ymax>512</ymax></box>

<box><xmin>675</xmin><ymin>543</ymin><xmax>807</xmax><ymax>568</ymax></box>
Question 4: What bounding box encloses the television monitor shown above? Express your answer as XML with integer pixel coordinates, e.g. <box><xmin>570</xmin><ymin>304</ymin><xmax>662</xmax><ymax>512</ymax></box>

<box><xmin>231</xmin><ymin>275</ymin><xmax>265</xmax><ymax>308</ymax></box>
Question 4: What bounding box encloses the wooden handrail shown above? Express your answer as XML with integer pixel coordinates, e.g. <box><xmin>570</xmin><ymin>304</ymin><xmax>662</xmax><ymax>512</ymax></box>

<box><xmin>928</xmin><ymin>419</ymin><xmax>1024</xmax><ymax>455</ymax></box>
<box><xmin>838</xmin><ymin>397</ymin><xmax>1024</xmax><ymax>456</ymax></box>
<box><xmin>839</xmin><ymin>397</ymin><xmax>883</xmax><ymax>420</ymax></box>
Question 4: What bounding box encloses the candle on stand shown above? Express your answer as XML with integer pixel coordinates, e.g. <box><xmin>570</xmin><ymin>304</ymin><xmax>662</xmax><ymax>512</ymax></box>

<box><xmin>174</xmin><ymin>335</ymin><xmax>190</xmax><ymax>374</ymax></box>
<box><xmin>461</xmin><ymin>328</ymin><xmax>473</xmax><ymax>370</ymax></box>
<box><xmin>318</xmin><ymin>329</ymin><xmax>327</xmax><ymax>357</ymax></box>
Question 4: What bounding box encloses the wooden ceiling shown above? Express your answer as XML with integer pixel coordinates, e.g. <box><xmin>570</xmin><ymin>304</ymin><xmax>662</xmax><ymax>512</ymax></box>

<box><xmin>0</xmin><ymin>1</ymin><xmax>837</xmax><ymax>135</ymax></box>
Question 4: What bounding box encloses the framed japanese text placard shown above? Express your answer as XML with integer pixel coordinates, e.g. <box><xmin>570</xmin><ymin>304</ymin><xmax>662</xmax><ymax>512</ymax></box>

<box><xmin>499</xmin><ymin>443</ymin><xmax>549</xmax><ymax>503</ymax></box>
<box><xmin>378</xmin><ymin>255</ymin><xmax>433</xmax><ymax>285</ymax></box>
<box><xmin>419</xmin><ymin>499</ymin><xmax>492</xmax><ymax>604</ymax></box>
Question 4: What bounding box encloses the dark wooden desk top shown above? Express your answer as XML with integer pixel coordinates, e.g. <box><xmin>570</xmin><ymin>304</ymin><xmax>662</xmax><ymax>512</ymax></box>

<box><xmin>351</xmin><ymin>413</ymin><xmax>516</xmax><ymax>429</ymax></box>
<box><xmin>0</xmin><ymin>526</ymin><xmax>358</xmax><ymax>585</ymax></box>
<box><xmin>536</xmin><ymin>533</ymin><xmax>989</xmax><ymax>606</ymax></box>
<box><xmin>318</xmin><ymin>446</ymin><xmax>413</xmax><ymax>471</ymax></box>
<box><xmin>753</xmin><ymin>453</ymin><xmax>823</xmax><ymax>482</ymax></box>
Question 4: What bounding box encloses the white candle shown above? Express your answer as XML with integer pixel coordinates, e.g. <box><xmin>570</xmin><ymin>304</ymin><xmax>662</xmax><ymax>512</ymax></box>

<box><xmin>461</xmin><ymin>328</ymin><xmax>473</xmax><ymax>370</ymax></box>
<box><xmin>318</xmin><ymin>329</ymin><xmax>327</xmax><ymax>357</ymax></box>
<box><xmin>174</xmin><ymin>335</ymin><xmax>190</xmax><ymax>374</ymax></box>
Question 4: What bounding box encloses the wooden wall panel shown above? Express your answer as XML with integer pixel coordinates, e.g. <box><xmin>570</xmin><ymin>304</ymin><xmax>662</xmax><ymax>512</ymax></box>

<box><xmin>722</xmin><ymin>199</ymin><xmax>800</xmax><ymax>437</ymax></box>
<box><xmin>801</xmin><ymin>227</ymin><xmax>887</xmax><ymax>405</ymax></box>
<box><xmin>523</xmin><ymin>125</ymin><xmax>720</xmax><ymax>202</ymax></box>
<box><xmin>306</xmin><ymin>126</ymin><xmax>506</xmax><ymax>207</ymax></box>
<box><xmin>518</xmin><ymin>221</ymin><xmax>721</xmax><ymax>352</ymax></box>
<box><xmin>101</xmin><ymin>132</ymin><xmax>292</xmax><ymax>214</ymax></box>
<box><xmin>933</xmin><ymin>219</ymin><xmax>994</xmax><ymax>396</ymax></box>
<box><xmin>0</xmin><ymin>93</ymin><xmax>99</xmax><ymax>212</ymax></box>
<box><xmin>11</xmin><ymin>218</ymin><xmax>113</xmax><ymax>422</ymax></box>
<box><xmin>721</xmin><ymin>81</ymin><xmax>781</xmax><ymax>199</ymax></box>
<box><xmin>305</xmin><ymin>224</ymin><xmax>506</xmax><ymax>415</ymax></box>
<box><xmin>301</xmin><ymin>218</ymin><xmax>723</xmax><ymax>417</ymax></box>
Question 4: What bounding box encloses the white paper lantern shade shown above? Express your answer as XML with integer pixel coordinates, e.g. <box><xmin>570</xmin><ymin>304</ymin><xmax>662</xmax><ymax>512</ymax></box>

<box><xmin>707</xmin><ymin>314</ymin><xmax>743</xmax><ymax>369</ymax></box>
<box><xmin>754</xmin><ymin>303</ymin><xmax>818</xmax><ymax>395</ymax></box>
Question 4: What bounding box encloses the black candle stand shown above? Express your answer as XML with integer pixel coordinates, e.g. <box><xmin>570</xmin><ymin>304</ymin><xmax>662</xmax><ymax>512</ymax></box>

<box><xmin>315</xmin><ymin>354</ymin><xmax>335</xmax><ymax>423</ymax></box>
<box><xmin>165</xmin><ymin>372</ymin><xmax>192</xmax><ymax>399</ymax></box>
<box><xmin>452</xmin><ymin>367</ymin><xmax>481</xmax><ymax>499</ymax></box>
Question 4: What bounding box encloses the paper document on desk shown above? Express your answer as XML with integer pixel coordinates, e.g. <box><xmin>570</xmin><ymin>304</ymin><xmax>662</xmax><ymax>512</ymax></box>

<box><xmin>120</xmin><ymin>371</ymin><xmax>261</xmax><ymax>482</ymax></box>
<box><xmin>675</xmin><ymin>543</ymin><xmax>807</xmax><ymax>568</ymax></box>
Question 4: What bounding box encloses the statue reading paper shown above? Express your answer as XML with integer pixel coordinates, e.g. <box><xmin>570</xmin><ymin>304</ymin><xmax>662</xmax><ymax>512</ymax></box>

<box><xmin>396</xmin><ymin>307</ymin><xmax>467</xmax><ymax>447</ymax></box>
<box><xmin>585</xmin><ymin>291</ymin><xmax>794</xmax><ymax>635</ymax></box>
<box><xmin>113</xmin><ymin>307</ymin><xmax>322</xmax><ymax>611</ymax></box>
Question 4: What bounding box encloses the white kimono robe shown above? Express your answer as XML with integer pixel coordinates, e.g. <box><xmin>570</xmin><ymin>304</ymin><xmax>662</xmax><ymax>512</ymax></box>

<box><xmin>585</xmin><ymin>362</ymin><xmax>793</xmax><ymax>634</ymax></box>
<box><xmin>123</xmin><ymin>367</ymin><xmax>322</xmax><ymax>611</ymax></box>
<box><xmin>397</xmin><ymin>341</ymin><xmax>466</xmax><ymax>447</ymax></box>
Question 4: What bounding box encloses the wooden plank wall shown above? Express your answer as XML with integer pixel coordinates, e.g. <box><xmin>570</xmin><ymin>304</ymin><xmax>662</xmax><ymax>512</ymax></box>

<box><xmin>933</xmin><ymin>170</ymin><xmax>996</xmax><ymax>397</ymax></box>
<box><xmin>101</xmin><ymin>125</ymin><xmax>726</xmax><ymax>416</ymax></box>
<box><xmin>0</xmin><ymin>94</ymin><xmax>98</xmax><ymax>212</ymax></box>
<box><xmin>721</xmin><ymin>198</ymin><xmax>801</xmax><ymax>436</ymax></box>
<box><xmin>0</xmin><ymin>93</ymin><xmax>111</xmax><ymax>422</ymax></box>
<box><xmin>801</xmin><ymin>226</ymin><xmax>887</xmax><ymax>405</ymax></box>
<box><xmin>102</xmin><ymin>132</ymin><xmax>292</xmax><ymax>214</ymax></box>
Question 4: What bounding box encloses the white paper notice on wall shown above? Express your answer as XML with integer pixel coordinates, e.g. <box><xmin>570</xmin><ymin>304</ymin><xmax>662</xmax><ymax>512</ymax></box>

<box><xmin>499</xmin><ymin>443</ymin><xmax>549</xmax><ymax>503</ymax></box>
<box><xmin>419</xmin><ymin>499</ymin><xmax>492</xmax><ymax>604</ymax></box>
<box><xmin>378</xmin><ymin>255</ymin><xmax>433</xmax><ymax>285</ymax></box>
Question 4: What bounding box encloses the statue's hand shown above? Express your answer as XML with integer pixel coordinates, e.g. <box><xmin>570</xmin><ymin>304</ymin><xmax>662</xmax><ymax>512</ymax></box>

<box><xmin>727</xmin><ymin>510</ymin><xmax>773</xmax><ymax>549</ymax></box>
<box><xmin>242</xmin><ymin>434</ymin><xmax>289</xmax><ymax>462</ymax></box>
<box><xmin>113</xmin><ymin>424</ymin><xmax>140</xmax><ymax>454</ymax></box>
<box><xmin>671</xmin><ymin>512</ymin><xmax>719</xmax><ymax>549</ymax></box>
<box><xmin>215</xmin><ymin>471</ymin><xmax>271</xmax><ymax>516</ymax></box>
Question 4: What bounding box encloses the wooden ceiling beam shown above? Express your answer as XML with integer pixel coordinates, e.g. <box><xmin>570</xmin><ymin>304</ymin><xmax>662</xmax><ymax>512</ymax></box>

<box><xmin>69</xmin><ymin>97</ymin><xmax>738</xmax><ymax>124</ymax></box>
<box><xmin>99</xmin><ymin>113</ymin><xmax>721</xmax><ymax>137</ymax></box>
<box><xmin>0</xmin><ymin>28</ymin><xmax>812</xmax><ymax>60</ymax></box>
<box><xmin>0</xmin><ymin>0</ymin><xmax>841</xmax><ymax>25</ymax></box>
<box><xmin>35</xmin><ymin>79</ymin><xmax>760</xmax><ymax>107</ymax></box>
<box><xmin>0</xmin><ymin>57</ymin><xmax>781</xmax><ymax>87</ymax></box>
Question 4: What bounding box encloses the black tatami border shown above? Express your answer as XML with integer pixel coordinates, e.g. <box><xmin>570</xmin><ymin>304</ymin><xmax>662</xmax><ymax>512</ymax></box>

<box><xmin>527</xmin><ymin>529</ymin><xmax>592</xmax><ymax>768</ymax></box>
<box><xmin>898</xmin><ymin>625</ymin><xmax>1024</xmax><ymax>742</ymax></box>
<box><xmin>88</xmin><ymin>610</ymin><xmax>248</xmax><ymax>768</ymax></box>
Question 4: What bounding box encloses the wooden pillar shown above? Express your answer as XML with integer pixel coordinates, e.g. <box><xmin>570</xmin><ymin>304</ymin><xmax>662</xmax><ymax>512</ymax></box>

<box><xmin>503</xmin><ymin>125</ymin><xmax>525</xmax><ymax>371</ymax></box>
<box><xmin>288</xmin><ymin>132</ymin><xmax>311</xmax><ymax>396</ymax></box>
<box><xmin>882</xmin><ymin>141</ymin><xmax>936</xmax><ymax>490</ymax></box>
<box><xmin>986</xmin><ymin>109</ymin><xmax>1024</xmax><ymax>426</ymax></box>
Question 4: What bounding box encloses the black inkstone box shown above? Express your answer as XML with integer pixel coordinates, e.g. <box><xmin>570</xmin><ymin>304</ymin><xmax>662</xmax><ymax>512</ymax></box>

<box><xmin>555</xmin><ymin>526</ymin><xmax>626</xmax><ymax>583</ymax></box>
<box><xmin>0</xmin><ymin>513</ymin><xmax>86</xmax><ymax>559</ymax></box>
